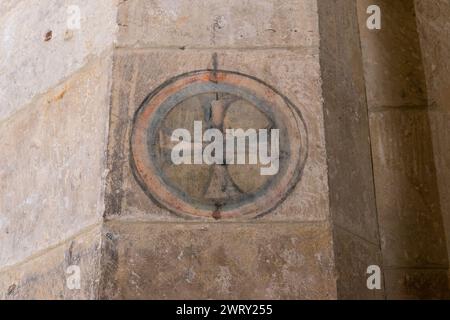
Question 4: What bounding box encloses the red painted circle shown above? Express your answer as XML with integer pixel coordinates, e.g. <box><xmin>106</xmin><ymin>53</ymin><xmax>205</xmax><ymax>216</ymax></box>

<box><xmin>131</xmin><ymin>70</ymin><xmax>308</xmax><ymax>219</ymax></box>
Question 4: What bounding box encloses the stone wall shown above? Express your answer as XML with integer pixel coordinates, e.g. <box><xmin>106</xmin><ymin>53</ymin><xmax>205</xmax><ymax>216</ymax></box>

<box><xmin>100</xmin><ymin>0</ymin><xmax>338</xmax><ymax>300</ymax></box>
<box><xmin>415</xmin><ymin>0</ymin><xmax>450</xmax><ymax>285</ymax></box>
<box><xmin>357</xmin><ymin>0</ymin><xmax>449</xmax><ymax>299</ymax></box>
<box><xmin>1</xmin><ymin>0</ymin><xmax>448</xmax><ymax>300</ymax></box>
<box><xmin>0</xmin><ymin>0</ymin><xmax>117</xmax><ymax>299</ymax></box>
<box><xmin>318</xmin><ymin>0</ymin><xmax>384</xmax><ymax>299</ymax></box>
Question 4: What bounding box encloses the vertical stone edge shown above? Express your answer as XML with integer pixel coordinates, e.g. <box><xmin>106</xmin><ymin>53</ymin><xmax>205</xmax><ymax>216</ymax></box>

<box><xmin>317</xmin><ymin>0</ymin><xmax>385</xmax><ymax>299</ymax></box>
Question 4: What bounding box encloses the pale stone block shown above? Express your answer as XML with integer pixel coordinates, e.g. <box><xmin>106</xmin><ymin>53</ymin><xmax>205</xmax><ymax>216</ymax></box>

<box><xmin>0</xmin><ymin>55</ymin><xmax>112</xmax><ymax>267</ymax></box>
<box><xmin>116</xmin><ymin>0</ymin><xmax>319</xmax><ymax>49</ymax></box>
<box><xmin>0</xmin><ymin>0</ymin><xmax>117</xmax><ymax>121</ymax></box>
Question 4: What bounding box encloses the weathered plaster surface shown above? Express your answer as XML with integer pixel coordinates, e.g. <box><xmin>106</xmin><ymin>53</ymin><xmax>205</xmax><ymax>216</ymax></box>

<box><xmin>0</xmin><ymin>54</ymin><xmax>112</xmax><ymax>268</ymax></box>
<box><xmin>99</xmin><ymin>221</ymin><xmax>336</xmax><ymax>299</ymax></box>
<box><xmin>0</xmin><ymin>0</ymin><xmax>117</xmax><ymax>122</ymax></box>
<box><xmin>0</xmin><ymin>225</ymin><xmax>102</xmax><ymax>300</ymax></box>
<box><xmin>116</xmin><ymin>0</ymin><xmax>319</xmax><ymax>49</ymax></box>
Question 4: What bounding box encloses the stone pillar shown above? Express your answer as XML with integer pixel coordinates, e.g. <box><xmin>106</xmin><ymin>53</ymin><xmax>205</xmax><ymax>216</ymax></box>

<box><xmin>318</xmin><ymin>0</ymin><xmax>384</xmax><ymax>299</ymax></box>
<box><xmin>357</xmin><ymin>0</ymin><xmax>449</xmax><ymax>299</ymax></box>
<box><xmin>2</xmin><ymin>0</ymin><xmax>423</xmax><ymax>300</ymax></box>
<box><xmin>100</xmin><ymin>0</ymin><xmax>339</xmax><ymax>299</ymax></box>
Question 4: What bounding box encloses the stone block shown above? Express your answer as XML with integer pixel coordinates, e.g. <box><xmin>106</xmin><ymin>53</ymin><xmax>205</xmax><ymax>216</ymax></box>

<box><xmin>106</xmin><ymin>49</ymin><xmax>329</xmax><ymax>222</ymax></box>
<box><xmin>0</xmin><ymin>55</ymin><xmax>112</xmax><ymax>267</ymax></box>
<box><xmin>0</xmin><ymin>0</ymin><xmax>117</xmax><ymax>121</ymax></box>
<box><xmin>116</xmin><ymin>0</ymin><xmax>319</xmax><ymax>49</ymax></box>
<box><xmin>415</xmin><ymin>0</ymin><xmax>450</xmax><ymax>111</ymax></box>
<box><xmin>333</xmin><ymin>226</ymin><xmax>385</xmax><ymax>300</ymax></box>
<box><xmin>99</xmin><ymin>221</ymin><xmax>337</xmax><ymax>299</ymax></box>
<box><xmin>318</xmin><ymin>0</ymin><xmax>380</xmax><ymax>243</ymax></box>
<box><xmin>357</xmin><ymin>0</ymin><xmax>428</xmax><ymax>108</ymax></box>
<box><xmin>369</xmin><ymin>109</ymin><xmax>448</xmax><ymax>268</ymax></box>
<box><xmin>428</xmin><ymin>111</ymin><xmax>450</xmax><ymax>262</ymax></box>
<box><xmin>385</xmin><ymin>268</ymin><xmax>449</xmax><ymax>299</ymax></box>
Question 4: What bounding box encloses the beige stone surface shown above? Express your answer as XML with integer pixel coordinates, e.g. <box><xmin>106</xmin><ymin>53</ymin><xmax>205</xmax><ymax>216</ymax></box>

<box><xmin>106</xmin><ymin>49</ymin><xmax>329</xmax><ymax>222</ymax></box>
<box><xmin>0</xmin><ymin>0</ymin><xmax>117</xmax><ymax>121</ymax></box>
<box><xmin>3</xmin><ymin>0</ymin><xmax>448</xmax><ymax>300</ymax></box>
<box><xmin>357</xmin><ymin>0</ymin><xmax>428</xmax><ymax>109</ymax></box>
<box><xmin>0</xmin><ymin>225</ymin><xmax>102</xmax><ymax>300</ymax></box>
<box><xmin>385</xmin><ymin>268</ymin><xmax>449</xmax><ymax>299</ymax></box>
<box><xmin>102</xmin><ymin>0</ymin><xmax>338</xmax><ymax>301</ymax></box>
<box><xmin>0</xmin><ymin>55</ymin><xmax>112</xmax><ymax>267</ymax></box>
<box><xmin>117</xmin><ymin>0</ymin><xmax>319</xmax><ymax>49</ymax></box>
<box><xmin>0</xmin><ymin>0</ymin><xmax>21</xmax><ymax>14</ymax></box>
<box><xmin>370</xmin><ymin>109</ymin><xmax>448</xmax><ymax>268</ymax></box>
<box><xmin>99</xmin><ymin>221</ymin><xmax>337</xmax><ymax>299</ymax></box>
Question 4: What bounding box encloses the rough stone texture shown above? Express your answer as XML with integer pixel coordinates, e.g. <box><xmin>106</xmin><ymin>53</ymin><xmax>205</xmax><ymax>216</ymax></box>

<box><xmin>0</xmin><ymin>0</ymin><xmax>117</xmax><ymax>122</ymax></box>
<box><xmin>318</xmin><ymin>0</ymin><xmax>379</xmax><ymax>243</ymax></box>
<box><xmin>415</xmin><ymin>0</ymin><xmax>450</xmax><ymax>276</ymax></box>
<box><xmin>99</xmin><ymin>221</ymin><xmax>336</xmax><ymax>299</ymax></box>
<box><xmin>0</xmin><ymin>0</ymin><xmax>341</xmax><ymax>300</ymax></box>
<box><xmin>116</xmin><ymin>0</ymin><xmax>319</xmax><ymax>49</ymax></box>
<box><xmin>385</xmin><ymin>269</ymin><xmax>450</xmax><ymax>299</ymax></box>
<box><xmin>333</xmin><ymin>227</ymin><xmax>385</xmax><ymax>299</ymax></box>
<box><xmin>370</xmin><ymin>110</ymin><xmax>448</xmax><ymax>269</ymax></box>
<box><xmin>0</xmin><ymin>55</ymin><xmax>112</xmax><ymax>267</ymax></box>
<box><xmin>101</xmin><ymin>0</ymin><xmax>343</xmax><ymax>300</ymax></box>
<box><xmin>357</xmin><ymin>0</ymin><xmax>449</xmax><ymax>298</ymax></box>
<box><xmin>415</xmin><ymin>0</ymin><xmax>450</xmax><ymax>113</ymax></box>
<box><xmin>427</xmin><ymin>112</ymin><xmax>450</xmax><ymax>265</ymax></box>
<box><xmin>3</xmin><ymin>0</ymin><xmax>449</xmax><ymax>300</ymax></box>
<box><xmin>357</xmin><ymin>0</ymin><xmax>428</xmax><ymax>109</ymax></box>
<box><xmin>318</xmin><ymin>0</ymin><xmax>383</xmax><ymax>299</ymax></box>
<box><xmin>106</xmin><ymin>49</ymin><xmax>329</xmax><ymax>222</ymax></box>
<box><xmin>0</xmin><ymin>225</ymin><xmax>102</xmax><ymax>300</ymax></box>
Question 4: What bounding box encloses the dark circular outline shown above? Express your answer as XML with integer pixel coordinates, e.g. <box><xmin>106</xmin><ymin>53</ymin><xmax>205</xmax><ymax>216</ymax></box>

<box><xmin>130</xmin><ymin>69</ymin><xmax>309</xmax><ymax>220</ymax></box>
